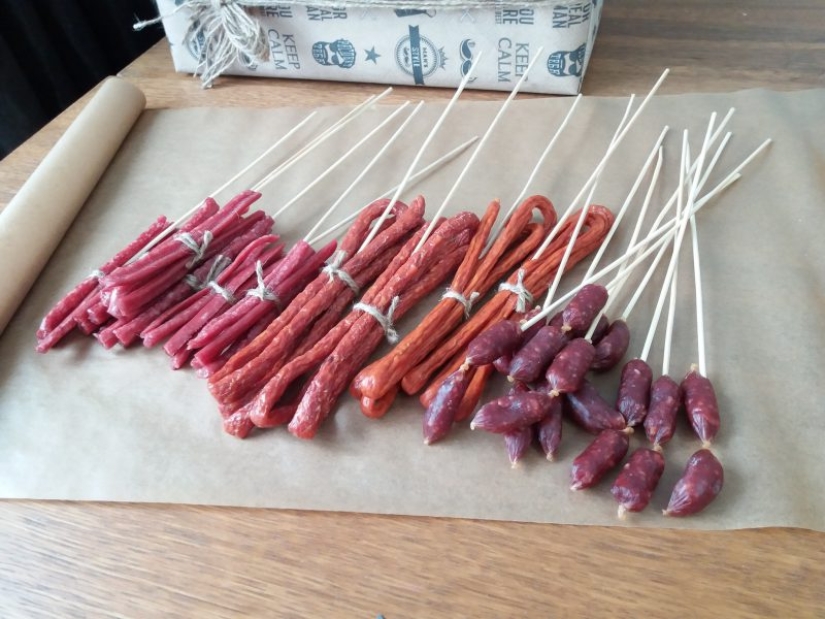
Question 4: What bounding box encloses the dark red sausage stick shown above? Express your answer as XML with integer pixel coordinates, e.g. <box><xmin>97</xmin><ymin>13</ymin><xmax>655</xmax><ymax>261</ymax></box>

<box><xmin>663</xmin><ymin>449</ymin><xmax>724</xmax><ymax>517</ymax></box>
<box><xmin>423</xmin><ymin>368</ymin><xmax>471</xmax><ymax>445</ymax></box>
<box><xmin>616</xmin><ymin>358</ymin><xmax>653</xmax><ymax>427</ymax></box>
<box><xmin>535</xmin><ymin>394</ymin><xmax>563</xmax><ymax>461</ymax></box>
<box><xmin>610</xmin><ymin>448</ymin><xmax>665</xmax><ymax>518</ymax></box>
<box><xmin>507</xmin><ymin>325</ymin><xmax>567</xmax><ymax>384</ymax></box>
<box><xmin>561</xmin><ymin>284</ymin><xmax>608</xmax><ymax>334</ymax></box>
<box><xmin>591</xmin><ymin>319</ymin><xmax>630</xmax><ymax>372</ymax></box>
<box><xmin>570</xmin><ymin>429</ymin><xmax>630</xmax><ymax>490</ymax></box>
<box><xmin>462</xmin><ymin>319</ymin><xmax>524</xmax><ymax>369</ymax></box>
<box><xmin>504</xmin><ymin>425</ymin><xmax>534</xmax><ymax>468</ymax></box>
<box><xmin>564</xmin><ymin>380</ymin><xmax>627</xmax><ymax>435</ymax></box>
<box><xmin>545</xmin><ymin>338</ymin><xmax>595</xmax><ymax>396</ymax></box>
<box><xmin>470</xmin><ymin>392</ymin><xmax>553</xmax><ymax>434</ymax></box>
<box><xmin>681</xmin><ymin>367</ymin><xmax>721</xmax><ymax>448</ymax></box>
<box><xmin>644</xmin><ymin>375</ymin><xmax>682</xmax><ymax>450</ymax></box>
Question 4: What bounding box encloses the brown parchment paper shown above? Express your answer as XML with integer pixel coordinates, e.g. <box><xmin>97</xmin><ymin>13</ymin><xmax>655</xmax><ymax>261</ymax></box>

<box><xmin>1</xmin><ymin>89</ymin><xmax>823</xmax><ymax>531</ymax></box>
<box><xmin>0</xmin><ymin>78</ymin><xmax>146</xmax><ymax>335</ymax></box>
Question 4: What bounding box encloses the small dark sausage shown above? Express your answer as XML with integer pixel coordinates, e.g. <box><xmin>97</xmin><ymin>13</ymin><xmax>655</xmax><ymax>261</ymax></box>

<box><xmin>535</xmin><ymin>395</ymin><xmax>563</xmax><ymax>461</ymax></box>
<box><xmin>570</xmin><ymin>429</ymin><xmax>630</xmax><ymax>490</ymax></box>
<box><xmin>550</xmin><ymin>309</ymin><xmax>607</xmax><ymax>341</ymax></box>
<box><xmin>610</xmin><ymin>448</ymin><xmax>665</xmax><ymax>518</ymax></box>
<box><xmin>681</xmin><ymin>367</ymin><xmax>720</xmax><ymax>448</ymax></box>
<box><xmin>545</xmin><ymin>338</ymin><xmax>595</xmax><ymax>395</ymax></box>
<box><xmin>470</xmin><ymin>391</ymin><xmax>553</xmax><ymax>434</ymax></box>
<box><xmin>504</xmin><ymin>425</ymin><xmax>534</xmax><ymax>468</ymax></box>
<box><xmin>508</xmin><ymin>325</ymin><xmax>567</xmax><ymax>384</ymax></box>
<box><xmin>589</xmin><ymin>314</ymin><xmax>611</xmax><ymax>345</ymax></box>
<box><xmin>561</xmin><ymin>284</ymin><xmax>609</xmax><ymax>334</ymax></box>
<box><xmin>464</xmin><ymin>319</ymin><xmax>524</xmax><ymax>368</ymax></box>
<box><xmin>644</xmin><ymin>375</ymin><xmax>682</xmax><ymax>450</ymax></box>
<box><xmin>564</xmin><ymin>380</ymin><xmax>627</xmax><ymax>434</ymax></box>
<box><xmin>663</xmin><ymin>449</ymin><xmax>724</xmax><ymax>517</ymax></box>
<box><xmin>591</xmin><ymin>319</ymin><xmax>630</xmax><ymax>372</ymax></box>
<box><xmin>616</xmin><ymin>358</ymin><xmax>653</xmax><ymax>427</ymax></box>
<box><xmin>423</xmin><ymin>368</ymin><xmax>470</xmax><ymax>445</ymax></box>
<box><xmin>492</xmin><ymin>354</ymin><xmax>512</xmax><ymax>375</ymax></box>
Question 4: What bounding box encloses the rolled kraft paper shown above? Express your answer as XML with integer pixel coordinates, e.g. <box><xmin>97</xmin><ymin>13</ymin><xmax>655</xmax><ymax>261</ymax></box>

<box><xmin>0</xmin><ymin>77</ymin><xmax>146</xmax><ymax>335</ymax></box>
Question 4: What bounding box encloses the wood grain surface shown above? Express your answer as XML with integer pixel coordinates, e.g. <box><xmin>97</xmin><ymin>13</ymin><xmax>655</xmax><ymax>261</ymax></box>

<box><xmin>2</xmin><ymin>1</ymin><xmax>824</xmax><ymax>616</ymax></box>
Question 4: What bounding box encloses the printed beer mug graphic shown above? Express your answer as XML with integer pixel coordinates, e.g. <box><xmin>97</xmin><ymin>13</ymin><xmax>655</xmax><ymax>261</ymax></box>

<box><xmin>547</xmin><ymin>44</ymin><xmax>587</xmax><ymax>77</ymax></box>
<box><xmin>312</xmin><ymin>39</ymin><xmax>356</xmax><ymax>68</ymax></box>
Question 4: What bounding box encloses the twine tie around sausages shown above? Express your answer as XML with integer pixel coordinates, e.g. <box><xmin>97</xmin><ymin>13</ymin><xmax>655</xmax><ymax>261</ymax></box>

<box><xmin>322</xmin><ymin>250</ymin><xmax>360</xmax><ymax>296</ymax></box>
<box><xmin>353</xmin><ymin>295</ymin><xmax>400</xmax><ymax>344</ymax></box>
<box><xmin>245</xmin><ymin>260</ymin><xmax>282</xmax><ymax>307</ymax></box>
<box><xmin>177</xmin><ymin>230</ymin><xmax>213</xmax><ymax>268</ymax></box>
<box><xmin>442</xmin><ymin>288</ymin><xmax>480</xmax><ymax>319</ymax></box>
<box><xmin>498</xmin><ymin>268</ymin><xmax>533</xmax><ymax>312</ymax></box>
<box><xmin>89</xmin><ymin>269</ymin><xmax>105</xmax><ymax>280</ymax></box>
<box><xmin>184</xmin><ymin>254</ymin><xmax>231</xmax><ymax>290</ymax></box>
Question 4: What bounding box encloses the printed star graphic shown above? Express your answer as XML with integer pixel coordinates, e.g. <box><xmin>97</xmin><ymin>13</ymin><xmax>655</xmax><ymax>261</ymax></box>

<box><xmin>365</xmin><ymin>47</ymin><xmax>381</xmax><ymax>63</ymax></box>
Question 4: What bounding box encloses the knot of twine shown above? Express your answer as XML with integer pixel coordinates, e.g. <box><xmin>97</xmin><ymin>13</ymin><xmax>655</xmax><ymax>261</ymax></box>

<box><xmin>185</xmin><ymin>254</ymin><xmax>231</xmax><ymax>290</ymax></box>
<box><xmin>322</xmin><ymin>250</ymin><xmax>360</xmax><ymax>296</ymax></box>
<box><xmin>207</xmin><ymin>280</ymin><xmax>237</xmax><ymax>304</ymax></box>
<box><xmin>135</xmin><ymin>0</ymin><xmax>270</xmax><ymax>88</ymax></box>
<box><xmin>89</xmin><ymin>269</ymin><xmax>105</xmax><ymax>280</ymax></box>
<box><xmin>245</xmin><ymin>260</ymin><xmax>281</xmax><ymax>305</ymax></box>
<box><xmin>354</xmin><ymin>295</ymin><xmax>400</xmax><ymax>344</ymax></box>
<box><xmin>177</xmin><ymin>230</ymin><xmax>213</xmax><ymax>268</ymax></box>
<box><xmin>442</xmin><ymin>288</ymin><xmax>480</xmax><ymax>319</ymax></box>
<box><xmin>498</xmin><ymin>269</ymin><xmax>533</xmax><ymax>312</ymax></box>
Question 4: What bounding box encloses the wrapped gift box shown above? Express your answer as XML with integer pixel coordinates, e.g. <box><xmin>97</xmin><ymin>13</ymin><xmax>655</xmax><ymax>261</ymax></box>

<box><xmin>153</xmin><ymin>0</ymin><xmax>602</xmax><ymax>94</ymax></box>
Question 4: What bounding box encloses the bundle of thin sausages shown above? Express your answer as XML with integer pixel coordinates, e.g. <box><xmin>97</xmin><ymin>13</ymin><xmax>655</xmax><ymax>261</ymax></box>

<box><xmin>212</xmin><ymin>196</ymin><xmax>482</xmax><ymax>439</ymax></box>
<box><xmin>36</xmin><ymin>190</ymin><xmax>337</xmax><ymax>378</ymax></box>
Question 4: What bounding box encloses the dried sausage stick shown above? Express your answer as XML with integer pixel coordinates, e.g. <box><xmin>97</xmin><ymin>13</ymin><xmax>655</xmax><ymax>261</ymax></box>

<box><xmin>570</xmin><ymin>429</ymin><xmax>630</xmax><ymax>491</ymax></box>
<box><xmin>288</xmin><ymin>239</ymin><xmax>472</xmax><ymax>439</ymax></box>
<box><xmin>610</xmin><ymin>447</ymin><xmax>665</xmax><ymax>518</ymax></box>
<box><xmin>352</xmin><ymin>195</ymin><xmax>556</xmax><ymax>410</ymax></box>
<box><xmin>663</xmin><ymin>449</ymin><xmax>723</xmax><ymax>517</ymax></box>
<box><xmin>207</xmin><ymin>197</ymin><xmax>423</xmax><ymax>405</ymax></box>
<box><xmin>422</xmin><ymin>368</ymin><xmax>471</xmax><ymax>445</ymax></box>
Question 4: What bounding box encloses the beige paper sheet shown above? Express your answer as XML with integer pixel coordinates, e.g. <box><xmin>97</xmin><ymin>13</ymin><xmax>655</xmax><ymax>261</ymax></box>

<box><xmin>0</xmin><ymin>78</ymin><xmax>146</xmax><ymax>335</ymax></box>
<box><xmin>1</xmin><ymin>89</ymin><xmax>823</xmax><ymax>531</ymax></box>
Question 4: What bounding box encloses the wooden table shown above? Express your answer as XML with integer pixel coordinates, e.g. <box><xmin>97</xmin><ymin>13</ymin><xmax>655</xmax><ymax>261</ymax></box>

<box><xmin>2</xmin><ymin>2</ymin><xmax>824</xmax><ymax>616</ymax></box>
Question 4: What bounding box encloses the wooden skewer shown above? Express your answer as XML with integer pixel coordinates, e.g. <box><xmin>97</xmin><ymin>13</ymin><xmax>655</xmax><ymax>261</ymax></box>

<box><xmin>356</xmin><ymin>53</ymin><xmax>484</xmax><ymax>254</ymax></box>
<box><xmin>306</xmin><ymin>137</ymin><xmax>479</xmax><ymax>245</ymax></box>
<box><xmin>269</xmin><ymin>102</ymin><xmax>413</xmax><ymax>218</ymax></box>
<box><xmin>251</xmin><ymin>87</ymin><xmax>392</xmax><ymax>192</ymax></box>
<box><xmin>130</xmin><ymin>111</ymin><xmax>318</xmax><ymax>261</ymax></box>
<box><xmin>499</xmin><ymin>93</ymin><xmax>583</xmax><ymax>226</ymax></box>
<box><xmin>303</xmin><ymin>102</ymin><xmax>425</xmax><ymax>243</ymax></box>
<box><xmin>540</xmin><ymin>94</ymin><xmax>639</xmax><ymax>310</ymax></box>
<box><xmin>532</xmin><ymin>68</ymin><xmax>671</xmax><ymax>261</ymax></box>
<box><xmin>412</xmin><ymin>46</ymin><xmax>545</xmax><ymax>253</ymax></box>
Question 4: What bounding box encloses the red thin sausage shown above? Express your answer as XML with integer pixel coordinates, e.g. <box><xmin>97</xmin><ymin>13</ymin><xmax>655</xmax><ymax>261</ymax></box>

<box><xmin>470</xmin><ymin>392</ymin><xmax>553</xmax><ymax>434</ymax></box>
<box><xmin>644</xmin><ymin>375</ymin><xmax>682</xmax><ymax>450</ymax></box>
<box><xmin>616</xmin><ymin>358</ymin><xmax>653</xmax><ymax>427</ymax></box>
<box><xmin>610</xmin><ymin>448</ymin><xmax>665</xmax><ymax>518</ymax></box>
<box><xmin>681</xmin><ymin>367</ymin><xmax>720</xmax><ymax>448</ymax></box>
<box><xmin>570</xmin><ymin>429</ymin><xmax>629</xmax><ymax>490</ymax></box>
<box><xmin>545</xmin><ymin>338</ymin><xmax>595</xmax><ymax>395</ymax></box>
<box><xmin>564</xmin><ymin>380</ymin><xmax>627</xmax><ymax>434</ymax></box>
<box><xmin>663</xmin><ymin>449</ymin><xmax>724</xmax><ymax>517</ymax></box>
<box><xmin>561</xmin><ymin>284</ymin><xmax>608</xmax><ymax>334</ymax></box>
<box><xmin>591</xmin><ymin>319</ymin><xmax>630</xmax><ymax>372</ymax></box>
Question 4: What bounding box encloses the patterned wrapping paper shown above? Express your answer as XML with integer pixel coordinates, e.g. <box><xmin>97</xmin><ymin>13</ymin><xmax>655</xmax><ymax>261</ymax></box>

<box><xmin>155</xmin><ymin>0</ymin><xmax>602</xmax><ymax>93</ymax></box>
